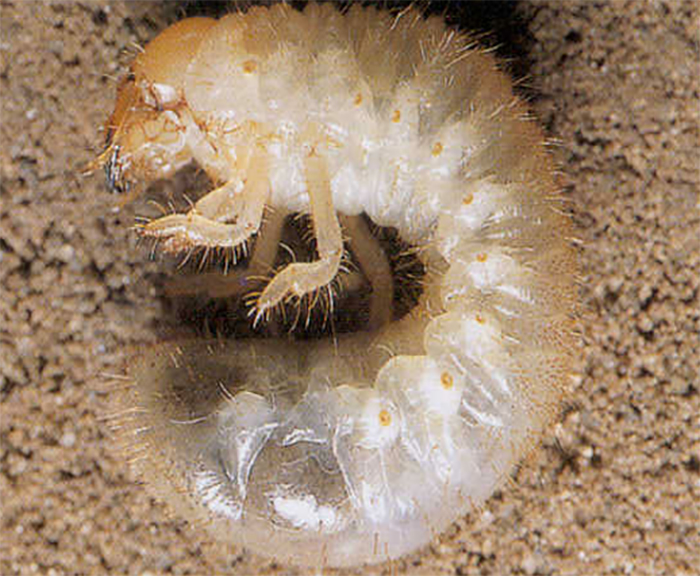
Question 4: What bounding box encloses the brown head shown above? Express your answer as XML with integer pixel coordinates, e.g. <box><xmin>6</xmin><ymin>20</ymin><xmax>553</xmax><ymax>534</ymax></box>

<box><xmin>96</xmin><ymin>17</ymin><xmax>216</xmax><ymax>195</ymax></box>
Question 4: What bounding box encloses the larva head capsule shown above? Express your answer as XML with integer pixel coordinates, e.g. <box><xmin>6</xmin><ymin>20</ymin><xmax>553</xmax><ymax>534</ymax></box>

<box><xmin>97</xmin><ymin>17</ymin><xmax>216</xmax><ymax>194</ymax></box>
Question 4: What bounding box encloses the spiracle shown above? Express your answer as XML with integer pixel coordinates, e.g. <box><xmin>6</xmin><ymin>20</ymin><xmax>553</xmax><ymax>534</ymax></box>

<box><xmin>98</xmin><ymin>3</ymin><xmax>578</xmax><ymax>568</ymax></box>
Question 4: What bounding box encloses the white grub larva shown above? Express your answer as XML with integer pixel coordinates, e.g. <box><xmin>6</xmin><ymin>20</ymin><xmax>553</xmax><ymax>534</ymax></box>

<box><xmin>99</xmin><ymin>2</ymin><xmax>578</xmax><ymax>569</ymax></box>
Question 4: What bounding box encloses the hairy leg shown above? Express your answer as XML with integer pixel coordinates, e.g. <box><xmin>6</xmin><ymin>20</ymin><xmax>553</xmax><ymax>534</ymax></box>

<box><xmin>139</xmin><ymin>146</ymin><xmax>270</xmax><ymax>253</ymax></box>
<box><xmin>164</xmin><ymin>208</ymin><xmax>286</xmax><ymax>299</ymax></box>
<box><xmin>254</xmin><ymin>150</ymin><xmax>343</xmax><ymax>321</ymax></box>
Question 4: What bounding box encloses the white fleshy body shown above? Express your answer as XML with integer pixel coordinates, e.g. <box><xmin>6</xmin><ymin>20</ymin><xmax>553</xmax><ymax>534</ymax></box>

<box><xmin>107</xmin><ymin>3</ymin><xmax>578</xmax><ymax>569</ymax></box>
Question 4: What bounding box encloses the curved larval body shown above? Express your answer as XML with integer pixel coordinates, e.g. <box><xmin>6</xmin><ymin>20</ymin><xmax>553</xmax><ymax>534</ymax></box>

<box><xmin>104</xmin><ymin>3</ymin><xmax>578</xmax><ymax>568</ymax></box>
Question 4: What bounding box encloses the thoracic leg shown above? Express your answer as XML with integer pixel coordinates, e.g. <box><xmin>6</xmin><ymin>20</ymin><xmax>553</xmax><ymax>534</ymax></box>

<box><xmin>340</xmin><ymin>215</ymin><xmax>394</xmax><ymax>330</ymax></box>
<box><xmin>254</xmin><ymin>151</ymin><xmax>343</xmax><ymax>319</ymax></box>
<box><xmin>139</xmin><ymin>147</ymin><xmax>270</xmax><ymax>253</ymax></box>
<box><xmin>164</xmin><ymin>208</ymin><xmax>286</xmax><ymax>298</ymax></box>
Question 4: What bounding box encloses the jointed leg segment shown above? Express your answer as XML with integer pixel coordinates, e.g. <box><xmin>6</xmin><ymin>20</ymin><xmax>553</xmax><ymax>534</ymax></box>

<box><xmin>139</xmin><ymin>147</ymin><xmax>270</xmax><ymax>254</ymax></box>
<box><xmin>341</xmin><ymin>215</ymin><xmax>394</xmax><ymax>329</ymax></box>
<box><xmin>254</xmin><ymin>150</ymin><xmax>343</xmax><ymax>319</ymax></box>
<box><xmin>164</xmin><ymin>208</ymin><xmax>286</xmax><ymax>299</ymax></box>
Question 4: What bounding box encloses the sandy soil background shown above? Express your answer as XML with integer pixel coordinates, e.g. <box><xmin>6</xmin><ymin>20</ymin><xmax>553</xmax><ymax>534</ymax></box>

<box><xmin>1</xmin><ymin>1</ymin><xmax>698</xmax><ymax>575</ymax></box>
